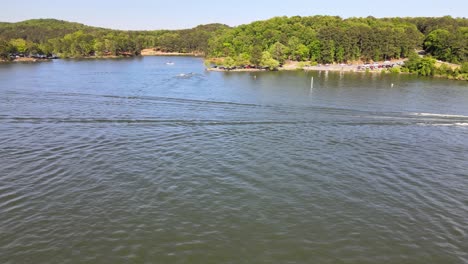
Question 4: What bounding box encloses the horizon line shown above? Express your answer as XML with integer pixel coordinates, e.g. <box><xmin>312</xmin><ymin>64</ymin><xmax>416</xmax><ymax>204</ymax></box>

<box><xmin>1</xmin><ymin>14</ymin><xmax>466</xmax><ymax>31</ymax></box>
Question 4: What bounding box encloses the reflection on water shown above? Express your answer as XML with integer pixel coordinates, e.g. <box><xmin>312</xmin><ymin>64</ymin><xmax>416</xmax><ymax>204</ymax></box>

<box><xmin>0</xmin><ymin>57</ymin><xmax>467</xmax><ymax>263</ymax></box>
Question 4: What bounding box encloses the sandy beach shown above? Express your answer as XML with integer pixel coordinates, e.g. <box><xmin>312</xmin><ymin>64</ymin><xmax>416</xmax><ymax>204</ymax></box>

<box><xmin>206</xmin><ymin>59</ymin><xmax>408</xmax><ymax>73</ymax></box>
<box><xmin>141</xmin><ymin>49</ymin><xmax>201</xmax><ymax>56</ymax></box>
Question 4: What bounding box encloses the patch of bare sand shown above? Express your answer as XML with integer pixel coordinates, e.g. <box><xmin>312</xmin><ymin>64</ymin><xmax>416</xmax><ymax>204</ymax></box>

<box><xmin>141</xmin><ymin>49</ymin><xmax>201</xmax><ymax>56</ymax></box>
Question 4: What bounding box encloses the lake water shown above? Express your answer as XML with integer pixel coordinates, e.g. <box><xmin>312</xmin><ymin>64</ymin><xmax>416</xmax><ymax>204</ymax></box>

<box><xmin>1</xmin><ymin>57</ymin><xmax>467</xmax><ymax>263</ymax></box>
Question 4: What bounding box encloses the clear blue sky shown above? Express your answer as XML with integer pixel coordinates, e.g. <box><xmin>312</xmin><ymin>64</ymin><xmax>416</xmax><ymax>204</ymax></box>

<box><xmin>2</xmin><ymin>0</ymin><xmax>467</xmax><ymax>30</ymax></box>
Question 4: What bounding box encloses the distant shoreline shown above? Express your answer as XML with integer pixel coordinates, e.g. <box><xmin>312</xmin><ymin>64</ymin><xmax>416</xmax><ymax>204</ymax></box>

<box><xmin>0</xmin><ymin>57</ymin><xmax>53</xmax><ymax>63</ymax></box>
<box><xmin>140</xmin><ymin>49</ymin><xmax>202</xmax><ymax>57</ymax></box>
<box><xmin>2</xmin><ymin>55</ymin><xmax>464</xmax><ymax>80</ymax></box>
<box><xmin>0</xmin><ymin>50</ymin><xmax>200</xmax><ymax>63</ymax></box>
<box><xmin>206</xmin><ymin>59</ymin><xmax>408</xmax><ymax>73</ymax></box>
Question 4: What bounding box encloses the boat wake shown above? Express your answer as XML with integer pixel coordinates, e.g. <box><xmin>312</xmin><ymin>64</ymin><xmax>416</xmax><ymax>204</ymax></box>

<box><xmin>175</xmin><ymin>72</ymin><xmax>200</xmax><ymax>79</ymax></box>
<box><xmin>409</xmin><ymin>112</ymin><xmax>468</xmax><ymax>119</ymax></box>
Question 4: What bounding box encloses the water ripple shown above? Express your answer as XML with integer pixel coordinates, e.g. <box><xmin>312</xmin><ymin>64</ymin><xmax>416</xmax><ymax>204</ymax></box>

<box><xmin>1</xmin><ymin>58</ymin><xmax>468</xmax><ymax>263</ymax></box>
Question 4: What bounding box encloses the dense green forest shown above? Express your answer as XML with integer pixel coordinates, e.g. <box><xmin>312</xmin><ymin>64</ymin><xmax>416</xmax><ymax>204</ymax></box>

<box><xmin>0</xmin><ymin>16</ymin><xmax>467</xmax><ymax>76</ymax></box>
<box><xmin>207</xmin><ymin>16</ymin><xmax>467</xmax><ymax>64</ymax></box>
<box><xmin>203</xmin><ymin>15</ymin><xmax>468</xmax><ymax>79</ymax></box>
<box><xmin>0</xmin><ymin>19</ymin><xmax>227</xmax><ymax>58</ymax></box>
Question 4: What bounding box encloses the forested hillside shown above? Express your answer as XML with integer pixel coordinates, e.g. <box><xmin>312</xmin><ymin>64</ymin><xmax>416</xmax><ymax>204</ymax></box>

<box><xmin>0</xmin><ymin>16</ymin><xmax>466</xmax><ymax>66</ymax></box>
<box><xmin>0</xmin><ymin>19</ymin><xmax>228</xmax><ymax>58</ymax></box>
<box><xmin>207</xmin><ymin>16</ymin><xmax>467</xmax><ymax>65</ymax></box>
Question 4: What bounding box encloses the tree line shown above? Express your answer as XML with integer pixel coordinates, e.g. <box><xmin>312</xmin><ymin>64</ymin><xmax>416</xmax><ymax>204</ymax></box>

<box><xmin>207</xmin><ymin>16</ymin><xmax>467</xmax><ymax>65</ymax></box>
<box><xmin>0</xmin><ymin>16</ymin><xmax>466</xmax><ymax>68</ymax></box>
<box><xmin>0</xmin><ymin>19</ymin><xmax>227</xmax><ymax>59</ymax></box>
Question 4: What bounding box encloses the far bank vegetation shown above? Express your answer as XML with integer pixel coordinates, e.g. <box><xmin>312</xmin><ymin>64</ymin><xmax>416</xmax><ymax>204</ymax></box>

<box><xmin>205</xmin><ymin>16</ymin><xmax>467</xmax><ymax>80</ymax></box>
<box><xmin>1</xmin><ymin>16</ymin><xmax>467</xmax><ymax>79</ymax></box>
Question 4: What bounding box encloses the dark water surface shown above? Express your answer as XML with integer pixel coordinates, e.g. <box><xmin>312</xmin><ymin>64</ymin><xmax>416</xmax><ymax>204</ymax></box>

<box><xmin>1</xmin><ymin>57</ymin><xmax>467</xmax><ymax>263</ymax></box>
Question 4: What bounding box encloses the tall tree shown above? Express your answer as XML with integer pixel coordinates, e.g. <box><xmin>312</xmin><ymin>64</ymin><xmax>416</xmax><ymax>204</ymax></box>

<box><xmin>250</xmin><ymin>45</ymin><xmax>263</xmax><ymax>66</ymax></box>
<box><xmin>269</xmin><ymin>42</ymin><xmax>289</xmax><ymax>63</ymax></box>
